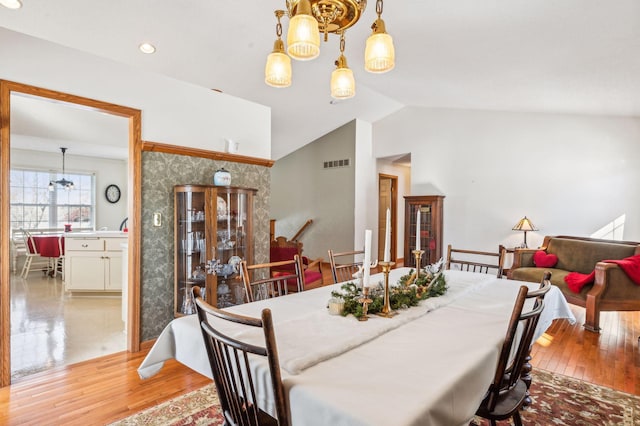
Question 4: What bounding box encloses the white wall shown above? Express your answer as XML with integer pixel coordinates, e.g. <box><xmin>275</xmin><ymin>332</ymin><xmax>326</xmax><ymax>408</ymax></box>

<box><xmin>0</xmin><ymin>28</ymin><xmax>271</xmax><ymax>158</ymax></box>
<box><xmin>374</xmin><ymin>107</ymin><xmax>640</xmax><ymax>251</ymax></box>
<box><xmin>271</xmin><ymin>122</ymin><xmax>356</xmax><ymax>259</ymax></box>
<box><xmin>376</xmin><ymin>159</ymin><xmax>411</xmax><ymax>260</ymax></box>
<box><xmin>11</xmin><ymin>148</ymin><xmax>128</xmax><ymax>231</ymax></box>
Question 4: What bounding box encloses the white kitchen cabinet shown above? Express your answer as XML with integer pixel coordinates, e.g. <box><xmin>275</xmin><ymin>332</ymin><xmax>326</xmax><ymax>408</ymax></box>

<box><xmin>64</xmin><ymin>233</ymin><xmax>127</xmax><ymax>292</ymax></box>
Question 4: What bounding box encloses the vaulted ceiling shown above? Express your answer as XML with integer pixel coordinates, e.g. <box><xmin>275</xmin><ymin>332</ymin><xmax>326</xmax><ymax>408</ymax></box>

<box><xmin>2</xmin><ymin>1</ymin><xmax>639</xmax><ymax>160</ymax></box>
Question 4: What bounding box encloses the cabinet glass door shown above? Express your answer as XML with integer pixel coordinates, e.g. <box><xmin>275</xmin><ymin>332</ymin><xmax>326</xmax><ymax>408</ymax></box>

<box><xmin>215</xmin><ymin>188</ymin><xmax>249</xmax><ymax>308</ymax></box>
<box><xmin>408</xmin><ymin>203</ymin><xmax>435</xmax><ymax>268</ymax></box>
<box><xmin>175</xmin><ymin>189</ymin><xmax>210</xmax><ymax>315</ymax></box>
<box><xmin>404</xmin><ymin>195</ymin><xmax>444</xmax><ymax>267</ymax></box>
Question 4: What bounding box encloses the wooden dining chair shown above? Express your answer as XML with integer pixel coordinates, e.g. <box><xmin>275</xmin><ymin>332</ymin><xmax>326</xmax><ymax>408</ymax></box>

<box><xmin>518</xmin><ymin>271</ymin><xmax>552</xmax><ymax>405</ymax></box>
<box><xmin>240</xmin><ymin>255</ymin><xmax>304</xmax><ymax>302</ymax></box>
<box><xmin>328</xmin><ymin>249</ymin><xmax>364</xmax><ymax>284</ymax></box>
<box><xmin>445</xmin><ymin>244</ymin><xmax>505</xmax><ymax>277</ymax></box>
<box><xmin>193</xmin><ymin>286</ymin><xmax>289</xmax><ymax>426</ymax></box>
<box><xmin>475</xmin><ymin>285</ymin><xmax>547</xmax><ymax>425</ymax></box>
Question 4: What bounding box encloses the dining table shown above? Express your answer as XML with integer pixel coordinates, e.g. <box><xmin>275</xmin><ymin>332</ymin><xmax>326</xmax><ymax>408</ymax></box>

<box><xmin>138</xmin><ymin>268</ymin><xmax>575</xmax><ymax>426</ymax></box>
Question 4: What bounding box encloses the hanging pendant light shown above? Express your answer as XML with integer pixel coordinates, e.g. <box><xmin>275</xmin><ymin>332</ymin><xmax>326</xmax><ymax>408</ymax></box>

<box><xmin>330</xmin><ymin>33</ymin><xmax>355</xmax><ymax>99</ymax></box>
<box><xmin>49</xmin><ymin>147</ymin><xmax>75</xmax><ymax>191</ymax></box>
<box><xmin>287</xmin><ymin>0</ymin><xmax>320</xmax><ymax>61</ymax></box>
<box><xmin>365</xmin><ymin>0</ymin><xmax>395</xmax><ymax>73</ymax></box>
<box><xmin>265</xmin><ymin>10</ymin><xmax>292</xmax><ymax>87</ymax></box>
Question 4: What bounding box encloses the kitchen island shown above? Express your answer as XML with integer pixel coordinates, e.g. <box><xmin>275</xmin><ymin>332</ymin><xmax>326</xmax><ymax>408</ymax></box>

<box><xmin>64</xmin><ymin>231</ymin><xmax>128</xmax><ymax>292</ymax></box>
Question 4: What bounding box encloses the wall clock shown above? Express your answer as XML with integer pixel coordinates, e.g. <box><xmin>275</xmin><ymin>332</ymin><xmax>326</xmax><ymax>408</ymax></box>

<box><xmin>105</xmin><ymin>184</ymin><xmax>121</xmax><ymax>204</ymax></box>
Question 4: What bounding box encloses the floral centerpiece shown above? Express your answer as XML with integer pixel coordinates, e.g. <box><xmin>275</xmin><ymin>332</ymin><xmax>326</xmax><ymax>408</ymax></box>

<box><xmin>330</xmin><ymin>259</ymin><xmax>448</xmax><ymax>319</ymax></box>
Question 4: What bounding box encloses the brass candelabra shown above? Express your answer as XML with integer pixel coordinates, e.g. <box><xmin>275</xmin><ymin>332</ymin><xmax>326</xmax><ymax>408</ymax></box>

<box><xmin>377</xmin><ymin>261</ymin><xmax>397</xmax><ymax>317</ymax></box>
<box><xmin>357</xmin><ymin>286</ymin><xmax>373</xmax><ymax>321</ymax></box>
<box><xmin>406</xmin><ymin>250</ymin><xmax>425</xmax><ymax>285</ymax></box>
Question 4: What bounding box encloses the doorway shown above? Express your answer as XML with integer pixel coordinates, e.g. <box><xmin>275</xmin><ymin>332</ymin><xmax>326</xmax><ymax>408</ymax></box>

<box><xmin>378</xmin><ymin>174</ymin><xmax>398</xmax><ymax>262</ymax></box>
<box><xmin>0</xmin><ymin>80</ymin><xmax>142</xmax><ymax>386</ymax></box>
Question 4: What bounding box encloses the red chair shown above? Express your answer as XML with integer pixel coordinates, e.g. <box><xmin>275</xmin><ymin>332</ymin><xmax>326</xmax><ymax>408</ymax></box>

<box><xmin>270</xmin><ymin>236</ymin><xmax>324</xmax><ymax>291</ymax></box>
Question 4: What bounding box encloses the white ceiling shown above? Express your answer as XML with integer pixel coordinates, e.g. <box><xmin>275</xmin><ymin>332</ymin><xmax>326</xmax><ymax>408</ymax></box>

<box><xmin>1</xmin><ymin>0</ymin><xmax>639</xmax><ymax>160</ymax></box>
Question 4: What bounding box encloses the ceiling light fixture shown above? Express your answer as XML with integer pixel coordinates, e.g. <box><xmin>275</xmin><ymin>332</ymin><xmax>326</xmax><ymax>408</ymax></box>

<box><xmin>330</xmin><ymin>33</ymin><xmax>355</xmax><ymax>99</ymax></box>
<box><xmin>139</xmin><ymin>42</ymin><xmax>156</xmax><ymax>54</ymax></box>
<box><xmin>0</xmin><ymin>0</ymin><xmax>22</xmax><ymax>9</ymax></box>
<box><xmin>49</xmin><ymin>147</ymin><xmax>74</xmax><ymax>191</ymax></box>
<box><xmin>264</xmin><ymin>0</ymin><xmax>394</xmax><ymax>99</ymax></box>
<box><xmin>364</xmin><ymin>0</ymin><xmax>395</xmax><ymax>73</ymax></box>
<box><xmin>265</xmin><ymin>10</ymin><xmax>292</xmax><ymax>88</ymax></box>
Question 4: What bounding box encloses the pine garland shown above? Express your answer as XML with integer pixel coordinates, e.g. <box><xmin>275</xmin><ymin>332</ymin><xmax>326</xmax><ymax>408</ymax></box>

<box><xmin>330</xmin><ymin>268</ymin><xmax>448</xmax><ymax>319</ymax></box>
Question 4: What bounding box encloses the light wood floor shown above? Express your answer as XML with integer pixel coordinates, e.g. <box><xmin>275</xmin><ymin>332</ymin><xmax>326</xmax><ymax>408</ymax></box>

<box><xmin>2</xmin><ymin>271</ymin><xmax>639</xmax><ymax>425</ymax></box>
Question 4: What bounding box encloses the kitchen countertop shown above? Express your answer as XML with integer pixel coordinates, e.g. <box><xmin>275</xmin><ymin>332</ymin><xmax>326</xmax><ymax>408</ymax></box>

<box><xmin>64</xmin><ymin>231</ymin><xmax>128</xmax><ymax>238</ymax></box>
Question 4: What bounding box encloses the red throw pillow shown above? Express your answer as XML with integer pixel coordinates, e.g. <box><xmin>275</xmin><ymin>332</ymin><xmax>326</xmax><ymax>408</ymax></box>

<box><xmin>533</xmin><ymin>250</ymin><xmax>558</xmax><ymax>268</ymax></box>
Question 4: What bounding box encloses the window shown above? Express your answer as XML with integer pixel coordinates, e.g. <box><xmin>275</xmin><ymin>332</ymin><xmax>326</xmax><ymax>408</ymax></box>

<box><xmin>10</xmin><ymin>168</ymin><xmax>95</xmax><ymax>231</ymax></box>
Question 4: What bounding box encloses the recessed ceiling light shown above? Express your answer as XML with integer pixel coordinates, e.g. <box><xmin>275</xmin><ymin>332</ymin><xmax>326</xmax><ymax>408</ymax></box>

<box><xmin>139</xmin><ymin>43</ymin><xmax>156</xmax><ymax>54</ymax></box>
<box><xmin>0</xmin><ymin>0</ymin><xmax>23</xmax><ymax>9</ymax></box>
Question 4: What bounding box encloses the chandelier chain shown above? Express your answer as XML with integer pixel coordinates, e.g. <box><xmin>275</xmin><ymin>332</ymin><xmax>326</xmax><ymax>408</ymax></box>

<box><xmin>275</xmin><ymin>11</ymin><xmax>283</xmax><ymax>38</ymax></box>
<box><xmin>375</xmin><ymin>0</ymin><xmax>383</xmax><ymax>17</ymax></box>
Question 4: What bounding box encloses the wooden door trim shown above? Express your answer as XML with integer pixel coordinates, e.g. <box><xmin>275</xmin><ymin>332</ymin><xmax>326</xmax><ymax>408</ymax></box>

<box><xmin>142</xmin><ymin>140</ymin><xmax>274</xmax><ymax>168</ymax></box>
<box><xmin>378</xmin><ymin>173</ymin><xmax>398</xmax><ymax>262</ymax></box>
<box><xmin>0</xmin><ymin>80</ymin><xmax>142</xmax><ymax>387</ymax></box>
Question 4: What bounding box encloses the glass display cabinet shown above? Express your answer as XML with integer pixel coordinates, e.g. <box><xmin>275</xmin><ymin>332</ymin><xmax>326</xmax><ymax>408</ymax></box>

<box><xmin>403</xmin><ymin>195</ymin><xmax>444</xmax><ymax>268</ymax></box>
<box><xmin>174</xmin><ymin>184</ymin><xmax>256</xmax><ymax>316</ymax></box>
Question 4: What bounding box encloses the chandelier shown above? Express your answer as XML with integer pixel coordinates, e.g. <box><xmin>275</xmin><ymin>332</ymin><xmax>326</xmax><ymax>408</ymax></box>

<box><xmin>265</xmin><ymin>0</ymin><xmax>395</xmax><ymax>99</ymax></box>
<box><xmin>49</xmin><ymin>147</ymin><xmax>75</xmax><ymax>191</ymax></box>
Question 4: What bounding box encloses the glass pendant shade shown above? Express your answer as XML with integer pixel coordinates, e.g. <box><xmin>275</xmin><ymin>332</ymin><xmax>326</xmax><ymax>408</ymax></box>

<box><xmin>365</xmin><ymin>32</ymin><xmax>395</xmax><ymax>73</ymax></box>
<box><xmin>265</xmin><ymin>40</ymin><xmax>292</xmax><ymax>87</ymax></box>
<box><xmin>330</xmin><ymin>66</ymin><xmax>355</xmax><ymax>99</ymax></box>
<box><xmin>287</xmin><ymin>14</ymin><xmax>320</xmax><ymax>60</ymax></box>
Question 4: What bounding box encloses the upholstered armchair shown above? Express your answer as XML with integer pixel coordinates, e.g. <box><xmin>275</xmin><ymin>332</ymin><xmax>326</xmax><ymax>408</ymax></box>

<box><xmin>270</xmin><ymin>236</ymin><xmax>323</xmax><ymax>291</ymax></box>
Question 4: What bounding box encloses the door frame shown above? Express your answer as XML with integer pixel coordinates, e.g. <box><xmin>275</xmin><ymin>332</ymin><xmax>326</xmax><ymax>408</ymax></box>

<box><xmin>378</xmin><ymin>173</ymin><xmax>398</xmax><ymax>262</ymax></box>
<box><xmin>0</xmin><ymin>80</ymin><xmax>142</xmax><ymax>387</ymax></box>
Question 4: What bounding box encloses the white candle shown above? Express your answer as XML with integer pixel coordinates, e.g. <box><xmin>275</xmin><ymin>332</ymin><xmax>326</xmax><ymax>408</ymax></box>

<box><xmin>363</xmin><ymin>229</ymin><xmax>372</xmax><ymax>287</ymax></box>
<box><xmin>415</xmin><ymin>208</ymin><xmax>421</xmax><ymax>251</ymax></box>
<box><xmin>383</xmin><ymin>208</ymin><xmax>391</xmax><ymax>262</ymax></box>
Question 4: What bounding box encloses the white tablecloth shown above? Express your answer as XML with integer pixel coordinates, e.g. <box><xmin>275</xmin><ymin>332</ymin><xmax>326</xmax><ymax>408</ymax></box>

<box><xmin>139</xmin><ymin>269</ymin><xmax>575</xmax><ymax>426</ymax></box>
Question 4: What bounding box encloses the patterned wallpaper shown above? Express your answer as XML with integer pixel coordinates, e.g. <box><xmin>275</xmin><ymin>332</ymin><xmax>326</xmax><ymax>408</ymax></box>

<box><xmin>140</xmin><ymin>151</ymin><xmax>271</xmax><ymax>340</ymax></box>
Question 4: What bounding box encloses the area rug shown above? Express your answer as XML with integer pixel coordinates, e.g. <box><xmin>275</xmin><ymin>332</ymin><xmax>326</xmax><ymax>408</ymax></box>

<box><xmin>110</xmin><ymin>369</ymin><xmax>640</xmax><ymax>425</ymax></box>
<box><xmin>108</xmin><ymin>384</ymin><xmax>223</xmax><ymax>426</ymax></box>
<box><xmin>472</xmin><ymin>369</ymin><xmax>640</xmax><ymax>425</ymax></box>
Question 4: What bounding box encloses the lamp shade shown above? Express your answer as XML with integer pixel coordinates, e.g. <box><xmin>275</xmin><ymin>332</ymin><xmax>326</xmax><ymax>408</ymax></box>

<box><xmin>364</xmin><ymin>31</ymin><xmax>395</xmax><ymax>73</ymax></box>
<box><xmin>265</xmin><ymin>40</ymin><xmax>292</xmax><ymax>88</ymax></box>
<box><xmin>287</xmin><ymin>11</ymin><xmax>320</xmax><ymax>60</ymax></box>
<box><xmin>512</xmin><ymin>216</ymin><xmax>538</xmax><ymax>232</ymax></box>
<box><xmin>330</xmin><ymin>65</ymin><xmax>355</xmax><ymax>99</ymax></box>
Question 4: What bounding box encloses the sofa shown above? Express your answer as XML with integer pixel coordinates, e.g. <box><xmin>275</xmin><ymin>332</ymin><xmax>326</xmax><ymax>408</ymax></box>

<box><xmin>508</xmin><ymin>235</ymin><xmax>640</xmax><ymax>332</ymax></box>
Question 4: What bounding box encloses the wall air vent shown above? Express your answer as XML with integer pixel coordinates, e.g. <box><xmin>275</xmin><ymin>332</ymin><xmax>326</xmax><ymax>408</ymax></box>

<box><xmin>323</xmin><ymin>158</ymin><xmax>351</xmax><ymax>169</ymax></box>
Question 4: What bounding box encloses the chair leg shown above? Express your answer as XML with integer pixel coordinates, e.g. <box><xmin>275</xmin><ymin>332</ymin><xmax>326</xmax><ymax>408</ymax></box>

<box><xmin>21</xmin><ymin>256</ymin><xmax>32</xmax><ymax>278</ymax></box>
<box><xmin>513</xmin><ymin>410</ymin><xmax>523</xmax><ymax>426</ymax></box>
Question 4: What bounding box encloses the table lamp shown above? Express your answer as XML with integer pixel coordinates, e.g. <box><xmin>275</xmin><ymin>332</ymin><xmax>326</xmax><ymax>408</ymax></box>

<box><xmin>512</xmin><ymin>216</ymin><xmax>538</xmax><ymax>248</ymax></box>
